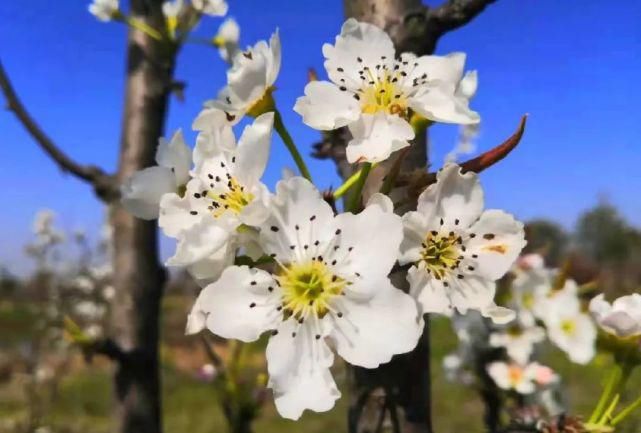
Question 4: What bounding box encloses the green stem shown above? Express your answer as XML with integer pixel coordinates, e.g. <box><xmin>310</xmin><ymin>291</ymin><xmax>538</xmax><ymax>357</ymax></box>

<box><xmin>273</xmin><ymin>110</ymin><xmax>312</xmax><ymax>182</ymax></box>
<box><xmin>588</xmin><ymin>365</ymin><xmax>622</xmax><ymax>424</ymax></box>
<box><xmin>599</xmin><ymin>393</ymin><xmax>620</xmax><ymax>425</ymax></box>
<box><xmin>334</xmin><ymin>163</ymin><xmax>378</xmax><ymax>199</ymax></box>
<box><xmin>612</xmin><ymin>394</ymin><xmax>641</xmax><ymax>426</ymax></box>
<box><xmin>125</xmin><ymin>17</ymin><xmax>163</xmax><ymax>41</ymax></box>
<box><xmin>347</xmin><ymin>163</ymin><xmax>373</xmax><ymax>213</ymax></box>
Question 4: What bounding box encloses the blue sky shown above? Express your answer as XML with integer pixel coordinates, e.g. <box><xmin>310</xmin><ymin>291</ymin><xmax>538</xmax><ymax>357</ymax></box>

<box><xmin>1</xmin><ymin>0</ymin><xmax>640</xmax><ymax>275</ymax></box>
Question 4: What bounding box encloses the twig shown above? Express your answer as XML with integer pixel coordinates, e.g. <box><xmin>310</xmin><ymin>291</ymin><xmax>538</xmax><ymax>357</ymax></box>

<box><xmin>84</xmin><ymin>338</ymin><xmax>127</xmax><ymax>363</ymax></box>
<box><xmin>0</xmin><ymin>60</ymin><xmax>118</xmax><ymax>201</ymax></box>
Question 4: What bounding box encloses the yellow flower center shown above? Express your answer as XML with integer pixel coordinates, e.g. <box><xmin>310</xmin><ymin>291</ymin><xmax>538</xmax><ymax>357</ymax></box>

<box><xmin>420</xmin><ymin>231</ymin><xmax>462</xmax><ymax>280</ymax></box>
<box><xmin>561</xmin><ymin>319</ymin><xmax>576</xmax><ymax>336</ymax></box>
<box><xmin>360</xmin><ymin>70</ymin><xmax>409</xmax><ymax>117</ymax></box>
<box><xmin>276</xmin><ymin>260</ymin><xmax>346</xmax><ymax>321</ymax></box>
<box><xmin>247</xmin><ymin>86</ymin><xmax>276</xmax><ymax>118</ymax></box>
<box><xmin>207</xmin><ymin>176</ymin><xmax>254</xmax><ymax>218</ymax></box>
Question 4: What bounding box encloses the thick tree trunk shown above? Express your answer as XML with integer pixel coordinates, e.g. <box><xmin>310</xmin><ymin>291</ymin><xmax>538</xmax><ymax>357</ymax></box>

<box><xmin>109</xmin><ymin>2</ymin><xmax>175</xmax><ymax>432</ymax></box>
<box><xmin>343</xmin><ymin>1</ymin><xmax>435</xmax><ymax>433</ymax></box>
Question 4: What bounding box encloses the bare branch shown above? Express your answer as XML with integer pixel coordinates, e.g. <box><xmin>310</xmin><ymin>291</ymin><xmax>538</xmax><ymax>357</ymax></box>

<box><xmin>83</xmin><ymin>337</ymin><xmax>127</xmax><ymax>363</ymax></box>
<box><xmin>0</xmin><ymin>60</ymin><xmax>118</xmax><ymax>202</ymax></box>
<box><xmin>426</xmin><ymin>0</ymin><xmax>497</xmax><ymax>38</ymax></box>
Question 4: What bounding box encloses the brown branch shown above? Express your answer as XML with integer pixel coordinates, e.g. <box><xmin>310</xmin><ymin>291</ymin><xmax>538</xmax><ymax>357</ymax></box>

<box><xmin>82</xmin><ymin>337</ymin><xmax>127</xmax><ymax>363</ymax></box>
<box><xmin>425</xmin><ymin>0</ymin><xmax>498</xmax><ymax>38</ymax></box>
<box><xmin>0</xmin><ymin>60</ymin><xmax>118</xmax><ymax>202</ymax></box>
<box><xmin>397</xmin><ymin>115</ymin><xmax>527</xmax><ymax>190</ymax></box>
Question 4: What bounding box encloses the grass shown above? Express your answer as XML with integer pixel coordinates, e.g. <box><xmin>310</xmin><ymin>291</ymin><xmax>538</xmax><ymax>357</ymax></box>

<box><xmin>2</xmin><ymin>297</ymin><xmax>641</xmax><ymax>432</ymax></box>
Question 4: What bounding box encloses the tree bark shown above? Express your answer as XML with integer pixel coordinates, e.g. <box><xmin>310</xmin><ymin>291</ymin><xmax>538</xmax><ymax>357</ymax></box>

<box><xmin>343</xmin><ymin>2</ymin><xmax>432</xmax><ymax>433</ymax></box>
<box><xmin>341</xmin><ymin>1</ymin><xmax>496</xmax><ymax>432</ymax></box>
<box><xmin>109</xmin><ymin>1</ymin><xmax>176</xmax><ymax>432</ymax></box>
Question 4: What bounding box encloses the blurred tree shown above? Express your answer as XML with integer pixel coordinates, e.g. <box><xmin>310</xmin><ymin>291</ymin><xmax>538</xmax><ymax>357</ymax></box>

<box><xmin>575</xmin><ymin>201</ymin><xmax>641</xmax><ymax>264</ymax></box>
<box><xmin>524</xmin><ymin>219</ymin><xmax>569</xmax><ymax>267</ymax></box>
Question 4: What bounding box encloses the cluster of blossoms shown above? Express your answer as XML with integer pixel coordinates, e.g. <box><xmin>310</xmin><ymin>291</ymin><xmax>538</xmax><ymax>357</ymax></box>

<box><xmin>442</xmin><ymin>253</ymin><xmax>602</xmax><ymax>420</ymax></box>
<box><xmin>119</xmin><ymin>14</ymin><xmax>529</xmax><ymax>419</ymax></box>
<box><xmin>89</xmin><ymin>0</ymin><xmax>239</xmax><ymax>63</ymax></box>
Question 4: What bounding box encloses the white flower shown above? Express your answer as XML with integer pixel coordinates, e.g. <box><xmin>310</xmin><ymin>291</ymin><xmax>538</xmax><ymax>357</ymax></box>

<box><xmin>89</xmin><ymin>0</ymin><xmax>119</xmax><ymax>21</ymax></box>
<box><xmin>590</xmin><ymin>293</ymin><xmax>641</xmax><ymax>339</ymax></box>
<box><xmin>213</xmin><ymin>18</ymin><xmax>240</xmax><ymax>64</ymax></box>
<box><xmin>294</xmin><ymin>19</ymin><xmax>479</xmax><ymax>164</ymax></box>
<box><xmin>162</xmin><ymin>0</ymin><xmax>184</xmax><ymax>20</ymax></box>
<box><xmin>510</xmin><ymin>263</ymin><xmax>551</xmax><ymax>327</ymax></box>
<box><xmin>487</xmin><ymin>361</ymin><xmax>557</xmax><ymax>394</ymax></box>
<box><xmin>489</xmin><ymin>325</ymin><xmax>545</xmax><ymax>365</ymax></box>
<box><xmin>445</xmin><ymin>71</ymin><xmax>480</xmax><ymax>163</ymax></box>
<box><xmin>206</xmin><ymin>31</ymin><xmax>281</xmax><ymax>123</ymax></box>
<box><xmin>192</xmin><ymin>0</ymin><xmax>228</xmax><ymax>16</ymax></box>
<box><xmin>399</xmin><ymin>164</ymin><xmax>525</xmax><ymax>323</ymax></box>
<box><xmin>159</xmin><ymin>113</ymin><xmax>274</xmax><ymax>282</ymax></box>
<box><xmin>121</xmin><ymin>130</ymin><xmax>191</xmax><ymax>220</ymax></box>
<box><xmin>186</xmin><ymin>176</ymin><xmax>422</xmax><ymax>419</ymax></box>
<box><xmin>544</xmin><ymin>285</ymin><xmax>596</xmax><ymax>364</ymax></box>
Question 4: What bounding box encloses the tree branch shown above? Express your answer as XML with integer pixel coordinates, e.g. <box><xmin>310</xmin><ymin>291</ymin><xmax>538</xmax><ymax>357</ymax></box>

<box><xmin>0</xmin><ymin>60</ymin><xmax>118</xmax><ymax>202</ymax></box>
<box><xmin>425</xmin><ymin>0</ymin><xmax>497</xmax><ymax>38</ymax></box>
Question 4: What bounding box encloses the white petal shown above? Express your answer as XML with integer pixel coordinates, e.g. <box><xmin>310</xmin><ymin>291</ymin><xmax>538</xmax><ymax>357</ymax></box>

<box><xmin>166</xmin><ymin>218</ymin><xmax>231</xmax><ymax>267</ymax></box>
<box><xmin>399</xmin><ymin>211</ymin><xmax>430</xmax><ymax>265</ymax></box>
<box><xmin>410</xmin><ymin>83</ymin><xmax>480</xmax><ymax>125</ymax></box>
<box><xmin>266</xmin><ymin>30</ymin><xmax>281</xmax><ymax>87</ymax></box>
<box><xmin>404</xmin><ymin>52</ymin><xmax>465</xmax><ymax>88</ymax></box>
<box><xmin>238</xmin><ymin>182</ymin><xmax>271</xmax><ymax>227</ymax></box>
<box><xmin>294</xmin><ymin>81</ymin><xmax>361</xmax><ymax>130</ymax></box>
<box><xmin>481</xmin><ymin>305</ymin><xmax>516</xmax><ymax>325</ymax></box>
<box><xmin>121</xmin><ymin>166</ymin><xmax>175</xmax><ymax>220</ymax></box>
<box><xmin>323</xmin><ymin>18</ymin><xmax>395</xmax><ymax>86</ymax></box>
<box><xmin>467</xmin><ymin>209</ymin><xmax>526</xmax><ymax>280</ymax></box>
<box><xmin>259</xmin><ymin>177</ymin><xmax>334</xmax><ymax>262</ymax></box>
<box><xmin>487</xmin><ymin>362</ymin><xmax>511</xmax><ymax>390</ymax></box>
<box><xmin>186</xmin><ymin>240</ymin><xmax>236</xmax><ymax>284</ymax></box>
<box><xmin>186</xmin><ymin>266</ymin><xmax>281</xmax><ymax>341</ymax></box>
<box><xmin>267</xmin><ymin>319</ymin><xmax>339</xmax><ymax>419</ymax></box>
<box><xmin>330</xmin><ymin>204</ymin><xmax>402</xmax><ymax>283</ymax></box>
<box><xmin>346</xmin><ymin>113</ymin><xmax>413</xmax><ymax>163</ymax></box>
<box><xmin>156</xmin><ymin>129</ymin><xmax>192</xmax><ymax>186</ymax></box>
<box><xmin>407</xmin><ymin>266</ymin><xmax>453</xmax><ymax>316</ymax></box>
<box><xmin>233</xmin><ymin>112</ymin><xmax>273</xmax><ymax>186</ymax></box>
<box><xmin>330</xmin><ymin>278</ymin><xmax>421</xmax><ymax>368</ymax></box>
<box><xmin>457</xmin><ymin>70</ymin><xmax>478</xmax><ymax>100</ymax></box>
<box><xmin>366</xmin><ymin>192</ymin><xmax>394</xmax><ymax>213</ymax></box>
<box><xmin>192</xmin><ymin>0</ymin><xmax>227</xmax><ymax>16</ymax></box>
<box><xmin>416</xmin><ymin>163</ymin><xmax>484</xmax><ymax>229</ymax></box>
<box><xmin>158</xmin><ymin>179</ymin><xmax>210</xmax><ymax>238</ymax></box>
<box><xmin>449</xmin><ymin>275</ymin><xmax>497</xmax><ymax>315</ymax></box>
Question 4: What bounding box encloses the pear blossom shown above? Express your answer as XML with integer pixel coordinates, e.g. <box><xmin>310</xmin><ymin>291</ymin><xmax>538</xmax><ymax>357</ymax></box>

<box><xmin>213</xmin><ymin>18</ymin><xmax>240</xmax><ymax>64</ymax></box>
<box><xmin>510</xmin><ymin>261</ymin><xmax>552</xmax><ymax>327</ymax></box>
<box><xmin>192</xmin><ymin>0</ymin><xmax>228</xmax><ymax>17</ymax></box>
<box><xmin>294</xmin><ymin>19</ymin><xmax>479</xmax><ymax>164</ymax></box>
<box><xmin>186</xmin><ymin>176</ymin><xmax>422</xmax><ymax>419</ymax></box>
<box><xmin>489</xmin><ymin>325</ymin><xmax>546</xmax><ymax>365</ymax></box>
<box><xmin>399</xmin><ymin>164</ymin><xmax>526</xmax><ymax>323</ymax></box>
<box><xmin>487</xmin><ymin>361</ymin><xmax>557</xmax><ymax>394</ymax></box>
<box><xmin>158</xmin><ymin>113</ymin><xmax>274</xmax><ymax>282</ymax></box>
<box><xmin>543</xmin><ymin>286</ymin><xmax>596</xmax><ymax>364</ymax></box>
<box><xmin>162</xmin><ymin>0</ymin><xmax>184</xmax><ymax>21</ymax></box>
<box><xmin>121</xmin><ymin>130</ymin><xmax>191</xmax><ymax>220</ymax></box>
<box><xmin>205</xmin><ymin>31</ymin><xmax>281</xmax><ymax>123</ymax></box>
<box><xmin>589</xmin><ymin>293</ymin><xmax>641</xmax><ymax>339</ymax></box>
<box><xmin>89</xmin><ymin>0</ymin><xmax>119</xmax><ymax>21</ymax></box>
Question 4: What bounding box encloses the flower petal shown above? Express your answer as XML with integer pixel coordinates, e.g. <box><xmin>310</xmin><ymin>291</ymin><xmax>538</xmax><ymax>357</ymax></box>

<box><xmin>156</xmin><ymin>129</ymin><xmax>191</xmax><ymax>186</ymax></box>
<box><xmin>322</xmin><ymin>18</ymin><xmax>395</xmax><ymax>86</ymax></box>
<box><xmin>407</xmin><ymin>265</ymin><xmax>454</xmax><ymax>316</ymax></box>
<box><xmin>294</xmin><ymin>81</ymin><xmax>361</xmax><ymax>130</ymax></box>
<box><xmin>410</xmin><ymin>83</ymin><xmax>480</xmax><ymax>125</ymax></box>
<box><xmin>233</xmin><ymin>112</ymin><xmax>273</xmax><ymax>186</ymax></box>
<box><xmin>466</xmin><ymin>209</ymin><xmax>526</xmax><ymax>280</ymax></box>
<box><xmin>121</xmin><ymin>166</ymin><xmax>175</xmax><ymax>220</ymax></box>
<box><xmin>416</xmin><ymin>164</ymin><xmax>484</xmax><ymax>230</ymax></box>
<box><xmin>259</xmin><ymin>177</ymin><xmax>334</xmax><ymax>262</ymax></box>
<box><xmin>267</xmin><ymin>318</ymin><xmax>340</xmax><ymax>420</ymax></box>
<box><xmin>166</xmin><ymin>217</ymin><xmax>231</xmax><ymax>268</ymax></box>
<box><xmin>186</xmin><ymin>266</ymin><xmax>281</xmax><ymax>341</ymax></box>
<box><xmin>330</xmin><ymin>278</ymin><xmax>421</xmax><ymax>368</ymax></box>
<box><xmin>346</xmin><ymin>113</ymin><xmax>413</xmax><ymax>163</ymax></box>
